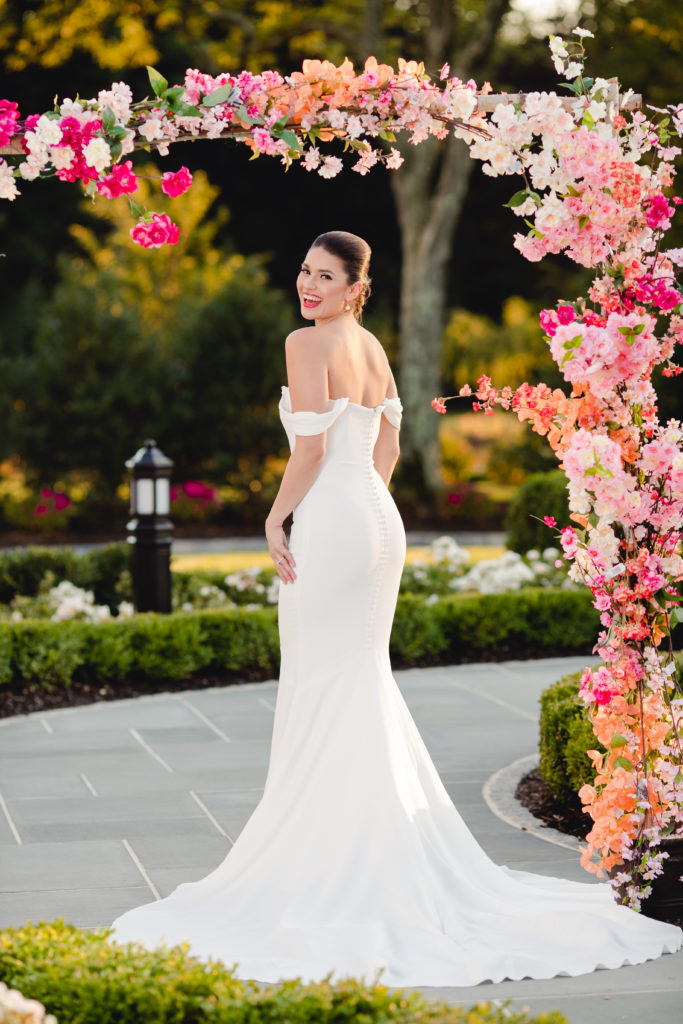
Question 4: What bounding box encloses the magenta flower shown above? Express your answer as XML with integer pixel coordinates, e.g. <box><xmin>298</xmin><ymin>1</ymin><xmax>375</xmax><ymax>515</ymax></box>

<box><xmin>543</xmin><ymin>515</ymin><xmax>557</xmax><ymax>527</ymax></box>
<box><xmin>130</xmin><ymin>213</ymin><xmax>179</xmax><ymax>248</ymax></box>
<box><xmin>0</xmin><ymin>99</ymin><xmax>20</xmax><ymax>146</ymax></box>
<box><xmin>97</xmin><ymin>160</ymin><xmax>138</xmax><ymax>198</ymax></box>
<box><xmin>160</xmin><ymin>166</ymin><xmax>193</xmax><ymax>198</ymax></box>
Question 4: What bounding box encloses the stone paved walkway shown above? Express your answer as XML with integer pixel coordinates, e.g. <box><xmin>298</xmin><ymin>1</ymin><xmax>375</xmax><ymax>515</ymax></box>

<box><xmin>1</xmin><ymin>656</ymin><xmax>680</xmax><ymax>1023</ymax></box>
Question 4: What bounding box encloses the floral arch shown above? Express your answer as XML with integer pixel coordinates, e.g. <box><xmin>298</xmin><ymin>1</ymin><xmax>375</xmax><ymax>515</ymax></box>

<box><xmin>1</xmin><ymin>29</ymin><xmax>682</xmax><ymax>910</ymax></box>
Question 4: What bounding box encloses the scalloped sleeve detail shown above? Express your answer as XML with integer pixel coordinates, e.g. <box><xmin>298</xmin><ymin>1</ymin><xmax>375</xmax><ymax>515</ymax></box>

<box><xmin>381</xmin><ymin>397</ymin><xmax>403</xmax><ymax>430</ymax></box>
<box><xmin>279</xmin><ymin>387</ymin><xmax>350</xmax><ymax>436</ymax></box>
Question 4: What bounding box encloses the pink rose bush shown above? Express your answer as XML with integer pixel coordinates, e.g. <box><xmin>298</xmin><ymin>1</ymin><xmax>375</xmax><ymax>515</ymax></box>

<box><xmin>0</xmin><ymin>59</ymin><xmax>486</xmax><ymax>245</ymax></box>
<box><xmin>435</xmin><ymin>30</ymin><xmax>683</xmax><ymax>908</ymax></box>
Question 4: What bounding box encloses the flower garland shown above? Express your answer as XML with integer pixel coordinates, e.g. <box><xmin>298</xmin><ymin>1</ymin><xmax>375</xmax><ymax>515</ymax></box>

<box><xmin>0</xmin><ymin>57</ymin><xmax>488</xmax><ymax>246</ymax></box>
<box><xmin>434</xmin><ymin>30</ymin><xmax>683</xmax><ymax>908</ymax></box>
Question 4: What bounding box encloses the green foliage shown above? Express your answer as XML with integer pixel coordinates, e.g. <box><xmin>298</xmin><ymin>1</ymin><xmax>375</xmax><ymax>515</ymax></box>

<box><xmin>125</xmin><ymin>614</ymin><xmax>208</xmax><ymax>681</ymax></box>
<box><xmin>197</xmin><ymin>608</ymin><xmax>280</xmax><ymax>676</ymax></box>
<box><xmin>10</xmin><ymin>620</ymin><xmax>86</xmax><ymax>689</ymax></box>
<box><xmin>0</xmin><ymin>589</ymin><xmax>598</xmax><ymax>693</ymax></box>
<box><xmin>0</xmin><ymin>920</ymin><xmax>568</xmax><ymax>1024</ymax></box>
<box><xmin>538</xmin><ymin>672</ymin><xmax>597</xmax><ymax>802</ymax></box>
<box><xmin>7</xmin><ymin>170</ymin><xmax>291</xmax><ymax>492</ymax></box>
<box><xmin>0</xmin><ymin>544</ymin><xmax>131</xmax><ymax>606</ymax></box>
<box><xmin>505</xmin><ymin>471</ymin><xmax>570</xmax><ymax>554</ymax></box>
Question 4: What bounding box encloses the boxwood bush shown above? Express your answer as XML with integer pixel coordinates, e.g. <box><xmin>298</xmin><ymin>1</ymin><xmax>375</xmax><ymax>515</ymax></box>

<box><xmin>538</xmin><ymin>672</ymin><xmax>596</xmax><ymax>802</ymax></box>
<box><xmin>0</xmin><ymin>544</ymin><xmax>131</xmax><ymax>607</ymax></box>
<box><xmin>0</xmin><ymin>589</ymin><xmax>599</xmax><ymax>695</ymax></box>
<box><xmin>505</xmin><ymin>470</ymin><xmax>570</xmax><ymax>554</ymax></box>
<box><xmin>0</xmin><ymin>921</ymin><xmax>567</xmax><ymax>1024</ymax></box>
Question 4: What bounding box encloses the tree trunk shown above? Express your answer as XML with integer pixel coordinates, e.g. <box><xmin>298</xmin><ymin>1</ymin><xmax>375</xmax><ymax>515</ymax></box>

<box><xmin>390</xmin><ymin>134</ymin><xmax>475</xmax><ymax>490</ymax></box>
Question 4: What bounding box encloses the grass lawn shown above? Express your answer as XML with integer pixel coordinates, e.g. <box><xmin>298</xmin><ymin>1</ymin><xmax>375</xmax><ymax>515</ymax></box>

<box><xmin>172</xmin><ymin>545</ymin><xmax>506</xmax><ymax>574</ymax></box>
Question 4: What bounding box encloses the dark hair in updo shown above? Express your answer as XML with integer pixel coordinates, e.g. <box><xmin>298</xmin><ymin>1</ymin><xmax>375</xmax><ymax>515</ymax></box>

<box><xmin>311</xmin><ymin>230</ymin><xmax>372</xmax><ymax>319</ymax></box>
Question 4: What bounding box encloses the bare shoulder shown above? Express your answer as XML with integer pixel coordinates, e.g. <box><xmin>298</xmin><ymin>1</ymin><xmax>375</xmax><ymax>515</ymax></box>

<box><xmin>285</xmin><ymin>326</ymin><xmax>329</xmax><ymax>353</ymax></box>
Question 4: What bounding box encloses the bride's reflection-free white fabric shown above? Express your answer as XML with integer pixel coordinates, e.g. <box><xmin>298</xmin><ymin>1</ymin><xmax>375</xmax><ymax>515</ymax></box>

<box><xmin>111</xmin><ymin>387</ymin><xmax>682</xmax><ymax>985</ymax></box>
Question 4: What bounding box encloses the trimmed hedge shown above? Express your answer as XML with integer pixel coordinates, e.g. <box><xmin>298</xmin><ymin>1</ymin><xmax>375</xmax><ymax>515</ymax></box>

<box><xmin>0</xmin><ymin>921</ymin><xmax>568</xmax><ymax>1024</ymax></box>
<box><xmin>0</xmin><ymin>589</ymin><xmax>599</xmax><ymax>693</ymax></box>
<box><xmin>538</xmin><ymin>672</ymin><xmax>596</xmax><ymax>802</ymax></box>
<box><xmin>505</xmin><ymin>470</ymin><xmax>570</xmax><ymax>554</ymax></box>
<box><xmin>0</xmin><ymin>544</ymin><xmax>131</xmax><ymax>608</ymax></box>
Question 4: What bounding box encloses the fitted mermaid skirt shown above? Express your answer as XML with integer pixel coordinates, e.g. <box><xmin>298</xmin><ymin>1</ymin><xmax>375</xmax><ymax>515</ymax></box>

<box><xmin>110</xmin><ymin>388</ymin><xmax>682</xmax><ymax>986</ymax></box>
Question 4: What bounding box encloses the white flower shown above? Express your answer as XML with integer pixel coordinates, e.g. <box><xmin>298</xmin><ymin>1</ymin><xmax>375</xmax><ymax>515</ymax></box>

<box><xmin>345</xmin><ymin>115</ymin><xmax>364</xmax><ymax>139</ymax></box>
<box><xmin>302</xmin><ymin>146</ymin><xmax>320</xmax><ymax>171</ymax></box>
<box><xmin>586</xmin><ymin>99</ymin><xmax>607</xmax><ymax>122</ymax></box>
<box><xmin>0</xmin><ymin>159</ymin><xmax>19</xmax><ymax>199</ymax></box>
<box><xmin>50</xmin><ymin>145</ymin><xmax>76</xmax><ymax>170</ymax></box>
<box><xmin>318</xmin><ymin>155</ymin><xmax>343</xmax><ymax>178</ymax></box>
<box><xmin>118</xmin><ymin>601</ymin><xmax>135</xmax><ymax>618</ymax></box>
<box><xmin>572</xmin><ymin>27</ymin><xmax>594</xmax><ymax>39</ymax></box>
<box><xmin>139</xmin><ymin>117</ymin><xmax>166</xmax><ymax>141</ymax></box>
<box><xmin>386</xmin><ymin>147</ymin><xmax>404</xmax><ymax>170</ymax></box>
<box><xmin>59</xmin><ymin>98</ymin><xmax>84</xmax><ymax>116</ymax></box>
<box><xmin>326</xmin><ymin>108</ymin><xmax>346</xmax><ymax>129</ymax></box>
<box><xmin>563</xmin><ymin>61</ymin><xmax>583</xmax><ymax>80</ymax></box>
<box><xmin>98</xmin><ymin>81</ymin><xmax>133</xmax><ymax>122</ymax></box>
<box><xmin>448</xmin><ymin>88</ymin><xmax>477</xmax><ymax>121</ymax></box>
<box><xmin>83</xmin><ymin>136</ymin><xmax>111</xmax><ymax>171</ymax></box>
<box><xmin>549</xmin><ymin>35</ymin><xmax>568</xmax><ymax>59</ymax></box>
<box><xmin>18</xmin><ymin>160</ymin><xmax>41</xmax><ymax>181</ymax></box>
<box><xmin>35</xmin><ymin>114</ymin><xmax>63</xmax><ymax>146</ymax></box>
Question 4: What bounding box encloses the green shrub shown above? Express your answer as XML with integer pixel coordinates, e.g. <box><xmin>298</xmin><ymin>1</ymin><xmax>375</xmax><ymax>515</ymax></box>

<box><xmin>197</xmin><ymin>608</ymin><xmax>280</xmax><ymax>676</ymax></box>
<box><xmin>0</xmin><ymin>921</ymin><xmax>568</xmax><ymax>1024</ymax></box>
<box><xmin>10</xmin><ymin>621</ymin><xmax>86</xmax><ymax>690</ymax></box>
<box><xmin>505</xmin><ymin>470</ymin><xmax>570</xmax><ymax>554</ymax></box>
<box><xmin>0</xmin><ymin>543</ymin><xmax>131</xmax><ymax>608</ymax></box>
<box><xmin>124</xmin><ymin>614</ymin><xmax>208</xmax><ymax>681</ymax></box>
<box><xmin>538</xmin><ymin>672</ymin><xmax>597</xmax><ymax>801</ymax></box>
<box><xmin>0</xmin><ymin>590</ymin><xmax>599</xmax><ymax>694</ymax></box>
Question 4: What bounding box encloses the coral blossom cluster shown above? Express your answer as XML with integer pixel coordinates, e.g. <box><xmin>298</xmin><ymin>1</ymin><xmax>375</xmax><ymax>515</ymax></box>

<box><xmin>0</xmin><ymin>58</ymin><xmax>486</xmax><ymax>244</ymax></box>
<box><xmin>435</xmin><ymin>30</ymin><xmax>683</xmax><ymax>908</ymax></box>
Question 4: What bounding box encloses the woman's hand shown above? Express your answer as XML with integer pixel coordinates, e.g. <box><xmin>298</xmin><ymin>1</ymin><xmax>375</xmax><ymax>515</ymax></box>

<box><xmin>265</xmin><ymin>518</ymin><xmax>296</xmax><ymax>584</ymax></box>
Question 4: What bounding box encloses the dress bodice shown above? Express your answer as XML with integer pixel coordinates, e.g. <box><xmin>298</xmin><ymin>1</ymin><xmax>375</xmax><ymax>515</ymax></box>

<box><xmin>278</xmin><ymin>386</ymin><xmax>402</xmax><ymax>464</ymax></box>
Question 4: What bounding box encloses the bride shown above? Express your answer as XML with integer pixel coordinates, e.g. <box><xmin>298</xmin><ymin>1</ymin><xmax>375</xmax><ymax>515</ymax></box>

<box><xmin>111</xmin><ymin>230</ymin><xmax>682</xmax><ymax>986</ymax></box>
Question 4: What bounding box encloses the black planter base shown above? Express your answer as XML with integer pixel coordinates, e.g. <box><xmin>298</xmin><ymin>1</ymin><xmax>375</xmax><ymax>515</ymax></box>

<box><xmin>641</xmin><ymin>837</ymin><xmax>683</xmax><ymax>929</ymax></box>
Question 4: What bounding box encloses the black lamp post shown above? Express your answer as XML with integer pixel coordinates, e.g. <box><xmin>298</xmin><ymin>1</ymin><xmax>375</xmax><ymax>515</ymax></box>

<box><xmin>125</xmin><ymin>439</ymin><xmax>174</xmax><ymax>613</ymax></box>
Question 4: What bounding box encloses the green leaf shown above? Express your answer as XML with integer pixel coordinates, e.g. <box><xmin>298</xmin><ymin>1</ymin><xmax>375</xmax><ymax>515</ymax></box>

<box><xmin>582</xmin><ymin>77</ymin><xmax>594</xmax><ymax>90</ymax></box>
<box><xmin>202</xmin><ymin>84</ymin><xmax>234</xmax><ymax>107</ymax></box>
<box><xmin>560</xmin><ymin>352</ymin><xmax>575</xmax><ymax>367</ymax></box>
<box><xmin>164</xmin><ymin>86</ymin><xmax>186</xmax><ymax>101</ymax></box>
<box><xmin>102</xmin><ymin>106</ymin><xmax>116</xmax><ymax>133</ymax></box>
<box><xmin>278</xmin><ymin>129</ymin><xmax>302</xmax><ymax>152</ymax></box>
<box><xmin>562</xmin><ymin>335</ymin><xmax>582</xmax><ymax>350</ymax></box>
<box><xmin>378</xmin><ymin>128</ymin><xmax>396</xmax><ymax>141</ymax></box>
<box><xmin>581</xmin><ymin>110</ymin><xmax>595</xmax><ymax>129</ymax></box>
<box><xmin>670</xmin><ymin>606</ymin><xmax>683</xmax><ymax>625</ymax></box>
<box><xmin>146</xmin><ymin>66</ymin><xmax>168</xmax><ymax>98</ymax></box>
<box><xmin>565</xmin><ymin>184</ymin><xmax>581</xmax><ymax>197</ymax></box>
<box><xmin>128</xmin><ymin>199</ymin><xmax>146</xmax><ymax>219</ymax></box>
<box><xmin>633</xmin><ymin>322</ymin><xmax>645</xmax><ymax>335</ymax></box>
<box><xmin>613</xmin><ymin>755</ymin><xmax>633</xmax><ymax>771</ymax></box>
<box><xmin>109</xmin><ymin>141</ymin><xmax>122</xmax><ymax>161</ymax></box>
<box><xmin>169</xmin><ymin>101</ymin><xmax>201</xmax><ymax>117</ymax></box>
<box><xmin>523</xmin><ymin>218</ymin><xmax>543</xmax><ymax>239</ymax></box>
<box><xmin>609</xmin><ymin>732</ymin><xmax>629</xmax><ymax>749</ymax></box>
<box><xmin>584</xmin><ymin>463</ymin><xmax>614</xmax><ymax>479</ymax></box>
<box><xmin>618</xmin><ymin>326</ymin><xmax>633</xmax><ymax>336</ymax></box>
<box><xmin>578</xmin><ymin>214</ymin><xmax>590</xmax><ymax>230</ymax></box>
<box><xmin>235</xmin><ymin>104</ymin><xmax>258</xmax><ymax>124</ymax></box>
<box><xmin>505</xmin><ymin>189</ymin><xmax>531</xmax><ymax>208</ymax></box>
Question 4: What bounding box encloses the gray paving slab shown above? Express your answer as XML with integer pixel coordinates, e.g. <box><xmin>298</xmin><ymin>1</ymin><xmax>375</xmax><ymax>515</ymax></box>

<box><xmin>0</xmin><ymin>657</ymin><xmax>680</xmax><ymax>1024</ymax></box>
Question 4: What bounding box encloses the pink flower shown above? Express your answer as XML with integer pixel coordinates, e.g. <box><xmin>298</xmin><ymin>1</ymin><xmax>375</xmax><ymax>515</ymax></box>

<box><xmin>557</xmin><ymin>304</ymin><xmax>576</xmax><ymax>325</ymax></box>
<box><xmin>97</xmin><ymin>160</ymin><xmax>138</xmax><ymax>198</ymax></box>
<box><xmin>645</xmin><ymin>193</ymin><xmax>674</xmax><ymax>230</ymax></box>
<box><xmin>458</xmin><ymin>384</ymin><xmax>472</xmax><ymax>397</ymax></box>
<box><xmin>431</xmin><ymin>397</ymin><xmax>447</xmax><ymax>414</ymax></box>
<box><xmin>161</xmin><ymin>166</ymin><xmax>193</xmax><ymax>197</ymax></box>
<box><xmin>0</xmin><ymin>99</ymin><xmax>20</xmax><ymax>146</ymax></box>
<box><xmin>543</xmin><ymin>515</ymin><xmax>557</xmax><ymax>527</ymax></box>
<box><xmin>130</xmin><ymin>213</ymin><xmax>179</xmax><ymax>248</ymax></box>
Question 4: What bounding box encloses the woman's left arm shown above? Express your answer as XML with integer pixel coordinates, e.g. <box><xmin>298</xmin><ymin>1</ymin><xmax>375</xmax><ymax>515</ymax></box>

<box><xmin>265</xmin><ymin>330</ymin><xmax>329</xmax><ymax>583</ymax></box>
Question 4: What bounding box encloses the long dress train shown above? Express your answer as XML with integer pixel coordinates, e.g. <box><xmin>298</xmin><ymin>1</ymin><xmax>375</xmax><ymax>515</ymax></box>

<box><xmin>110</xmin><ymin>387</ymin><xmax>682</xmax><ymax>986</ymax></box>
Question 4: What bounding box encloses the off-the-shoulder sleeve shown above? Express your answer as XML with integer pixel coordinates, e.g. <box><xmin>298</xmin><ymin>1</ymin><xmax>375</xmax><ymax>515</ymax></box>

<box><xmin>381</xmin><ymin>397</ymin><xmax>403</xmax><ymax>430</ymax></box>
<box><xmin>279</xmin><ymin>387</ymin><xmax>350</xmax><ymax>436</ymax></box>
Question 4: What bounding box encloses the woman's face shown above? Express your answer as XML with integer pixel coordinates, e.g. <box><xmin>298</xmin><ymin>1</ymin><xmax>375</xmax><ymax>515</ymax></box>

<box><xmin>296</xmin><ymin>246</ymin><xmax>356</xmax><ymax>323</ymax></box>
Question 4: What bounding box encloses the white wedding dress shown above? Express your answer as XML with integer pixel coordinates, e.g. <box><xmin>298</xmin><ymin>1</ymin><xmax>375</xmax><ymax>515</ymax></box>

<box><xmin>111</xmin><ymin>387</ymin><xmax>682</xmax><ymax>986</ymax></box>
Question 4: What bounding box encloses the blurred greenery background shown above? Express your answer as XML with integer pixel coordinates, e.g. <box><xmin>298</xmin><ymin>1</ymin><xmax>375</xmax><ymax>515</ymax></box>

<box><xmin>0</xmin><ymin>0</ymin><xmax>681</xmax><ymax>540</ymax></box>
